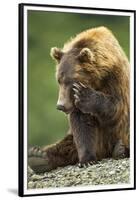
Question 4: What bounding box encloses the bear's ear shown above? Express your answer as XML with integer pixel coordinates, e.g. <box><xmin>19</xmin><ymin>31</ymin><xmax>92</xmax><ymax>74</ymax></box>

<box><xmin>78</xmin><ymin>48</ymin><xmax>94</xmax><ymax>63</ymax></box>
<box><xmin>50</xmin><ymin>47</ymin><xmax>63</xmax><ymax>63</ymax></box>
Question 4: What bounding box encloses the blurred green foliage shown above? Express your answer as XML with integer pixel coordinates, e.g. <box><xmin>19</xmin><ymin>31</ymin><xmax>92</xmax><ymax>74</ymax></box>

<box><xmin>28</xmin><ymin>10</ymin><xmax>129</xmax><ymax>146</ymax></box>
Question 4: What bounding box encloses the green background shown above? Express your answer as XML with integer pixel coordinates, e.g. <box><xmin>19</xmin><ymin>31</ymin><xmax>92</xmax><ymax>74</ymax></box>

<box><xmin>28</xmin><ymin>10</ymin><xmax>129</xmax><ymax>146</ymax></box>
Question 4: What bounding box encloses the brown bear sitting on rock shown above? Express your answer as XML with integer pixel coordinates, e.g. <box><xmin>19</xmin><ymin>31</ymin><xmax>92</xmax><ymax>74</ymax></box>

<box><xmin>28</xmin><ymin>26</ymin><xmax>130</xmax><ymax>173</ymax></box>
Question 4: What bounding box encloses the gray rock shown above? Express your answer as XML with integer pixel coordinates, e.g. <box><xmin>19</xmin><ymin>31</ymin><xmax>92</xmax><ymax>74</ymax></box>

<box><xmin>28</xmin><ymin>158</ymin><xmax>130</xmax><ymax>189</ymax></box>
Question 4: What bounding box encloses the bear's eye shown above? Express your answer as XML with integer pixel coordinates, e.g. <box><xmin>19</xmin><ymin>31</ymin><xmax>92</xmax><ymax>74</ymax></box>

<box><xmin>64</xmin><ymin>79</ymin><xmax>73</xmax><ymax>86</ymax></box>
<box><xmin>57</xmin><ymin>76</ymin><xmax>64</xmax><ymax>85</ymax></box>
<box><xmin>57</xmin><ymin>76</ymin><xmax>73</xmax><ymax>86</ymax></box>
<box><xmin>57</xmin><ymin>78</ymin><xmax>61</xmax><ymax>84</ymax></box>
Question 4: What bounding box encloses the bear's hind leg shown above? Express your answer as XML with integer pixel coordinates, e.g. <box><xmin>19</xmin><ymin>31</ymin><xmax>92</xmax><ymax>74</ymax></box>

<box><xmin>28</xmin><ymin>134</ymin><xmax>78</xmax><ymax>173</ymax></box>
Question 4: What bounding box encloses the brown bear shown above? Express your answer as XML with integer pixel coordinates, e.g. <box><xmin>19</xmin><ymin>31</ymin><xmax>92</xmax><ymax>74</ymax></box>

<box><xmin>28</xmin><ymin>26</ymin><xmax>130</xmax><ymax>173</ymax></box>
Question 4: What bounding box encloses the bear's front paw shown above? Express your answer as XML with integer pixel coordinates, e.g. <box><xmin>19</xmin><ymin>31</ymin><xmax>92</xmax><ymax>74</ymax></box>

<box><xmin>28</xmin><ymin>147</ymin><xmax>52</xmax><ymax>173</ymax></box>
<box><xmin>78</xmin><ymin>152</ymin><xmax>97</xmax><ymax>168</ymax></box>
<box><xmin>112</xmin><ymin>140</ymin><xmax>128</xmax><ymax>159</ymax></box>
<box><xmin>73</xmin><ymin>82</ymin><xmax>95</xmax><ymax>114</ymax></box>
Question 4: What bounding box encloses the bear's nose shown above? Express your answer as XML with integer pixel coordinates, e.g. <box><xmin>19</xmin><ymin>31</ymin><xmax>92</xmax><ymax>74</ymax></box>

<box><xmin>56</xmin><ymin>104</ymin><xmax>66</xmax><ymax>112</ymax></box>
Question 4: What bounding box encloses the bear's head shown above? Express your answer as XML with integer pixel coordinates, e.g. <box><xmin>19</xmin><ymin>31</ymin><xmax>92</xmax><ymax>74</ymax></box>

<box><xmin>50</xmin><ymin>46</ymin><xmax>98</xmax><ymax>114</ymax></box>
<box><xmin>50</xmin><ymin>27</ymin><xmax>127</xmax><ymax>114</ymax></box>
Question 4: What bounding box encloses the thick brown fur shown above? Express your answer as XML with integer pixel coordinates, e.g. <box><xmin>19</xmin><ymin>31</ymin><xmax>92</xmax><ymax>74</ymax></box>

<box><xmin>28</xmin><ymin>27</ymin><xmax>129</xmax><ymax>173</ymax></box>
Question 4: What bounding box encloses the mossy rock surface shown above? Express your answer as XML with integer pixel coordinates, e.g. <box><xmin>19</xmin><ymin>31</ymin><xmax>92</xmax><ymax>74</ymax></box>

<box><xmin>28</xmin><ymin>158</ymin><xmax>130</xmax><ymax>189</ymax></box>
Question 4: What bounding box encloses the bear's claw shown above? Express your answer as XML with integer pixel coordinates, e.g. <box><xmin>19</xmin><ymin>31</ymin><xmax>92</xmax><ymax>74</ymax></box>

<box><xmin>79</xmin><ymin>82</ymin><xmax>87</xmax><ymax>88</ymax></box>
<box><xmin>73</xmin><ymin>82</ymin><xmax>93</xmax><ymax>113</ymax></box>
<box><xmin>28</xmin><ymin>146</ymin><xmax>42</xmax><ymax>157</ymax></box>
<box><xmin>73</xmin><ymin>83</ymin><xmax>81</xmax><ymax>90</ymax></box>
<box><xmin>78</xmin><ymin>160</ymin><xmax>97</xmax><ymax>168</ymax></box>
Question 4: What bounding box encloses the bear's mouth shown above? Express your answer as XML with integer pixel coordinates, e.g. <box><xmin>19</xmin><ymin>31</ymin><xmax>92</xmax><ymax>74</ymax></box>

<box><xmin>56</xmin><ymin>105</ymin><xmax>74</xmax><ymax>114</ymax></box>
<box><xmin>64</xmin><ymin>108</ymin><xmax>74</xmax><ymax>115</ymax></box>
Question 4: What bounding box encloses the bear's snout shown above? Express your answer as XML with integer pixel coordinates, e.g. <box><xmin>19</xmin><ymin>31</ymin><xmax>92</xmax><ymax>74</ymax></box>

<box><xmin>56</xmin><ymin>104</ymin><xmax>66</xmax><ymax>112</ymax></box>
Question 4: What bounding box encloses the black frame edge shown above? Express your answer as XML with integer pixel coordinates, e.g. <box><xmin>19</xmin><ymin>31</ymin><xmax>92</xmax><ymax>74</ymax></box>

<box><xmin>18</xmin><ymin>3</ymin><xmax>24</xmax><ymax>197</ymax></box>
<box><xmin>133</xmin><ymin>10</ymin><xmax>136</xmax><ymax>190</ymax></box>
<box><xmin>23</xmin><ymin>187</ymin><xmax>135</xmax><ymax>197</ymax></box>
<box><xmin>19</xmin><ymin>3</ymin><xmax>136</xmax><ymax>13</ymax></box>
<box><xmin>18</xmin><ymin>3</ymin><xmax>136</xmax><ymax>197</ymax></box>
